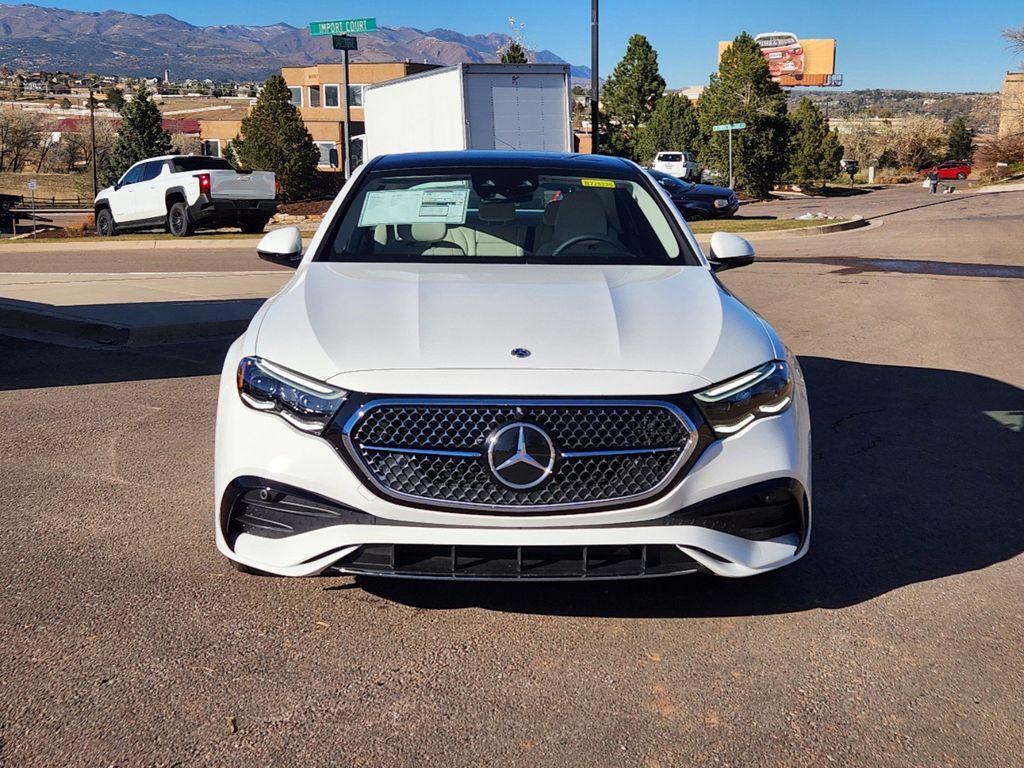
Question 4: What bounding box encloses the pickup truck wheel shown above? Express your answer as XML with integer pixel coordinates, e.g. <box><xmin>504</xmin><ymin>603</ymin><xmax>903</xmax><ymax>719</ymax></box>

<box><xmin>167</xmin><ymin>202</ymin><xmax>195</xmax><ymax>237</ymax></box>
<box><xmin>95</xmin><ymin>208</ymin><xmax>116</xmax><ymax>237</ymax></box>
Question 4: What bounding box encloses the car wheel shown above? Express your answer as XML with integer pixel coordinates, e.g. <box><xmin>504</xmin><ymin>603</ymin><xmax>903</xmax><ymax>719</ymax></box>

<box><xmin>95</xmin><ymin>208</ymin><xmax>116</xmax><ymax>237</ymax></box>
<box><xmin>956</xmin><ymin>172</ymin><xmax>966</xmax><ymax>180</ymax></box>
<box><xmin>167</xmin><ymin>202</ymin><xmax>195</xmax><ymax>237</ymax></box>
<box><xmin>240</xmin><ymin>218</ymin><xmax>269</xmax><ymax>234</ymax></box>
<box><xmin>686</xmin><ymin>212</ymin><xmax>706</xmax><ymax>222</ymax></box>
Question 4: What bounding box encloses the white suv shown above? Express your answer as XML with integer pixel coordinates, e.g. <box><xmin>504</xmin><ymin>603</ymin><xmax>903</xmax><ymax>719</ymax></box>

<box><xmin>653</xmin><ymin>151</ymin><xmax>702</xmax><ymax>181</ymax></box>
<box><xmin>215</xmin><ymin>151</ymin><xmax>811</xmax><ymax>581</ymax></box>
<box><xmin>94</xmin><ymin>155</ymin><xmax>278</xmax><ymax>237</ymax></box>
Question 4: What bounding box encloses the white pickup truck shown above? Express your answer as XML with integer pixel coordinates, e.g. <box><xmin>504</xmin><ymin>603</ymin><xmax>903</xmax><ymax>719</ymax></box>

<box><xmin>652</xmin><ymin>151</ymin><xmax>702</xmax><ymax>182</ymax></box>
<box><xmin>94</xmin><ymin>155</ymin><xmax>278</xmax><ymax>237</ymax></box>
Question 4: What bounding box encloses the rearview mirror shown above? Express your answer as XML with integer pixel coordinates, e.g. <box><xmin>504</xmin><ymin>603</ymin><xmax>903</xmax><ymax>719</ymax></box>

<box><xmin>708</xmin><ymin>232</ymin><xmax>755</xmax><ymax>272</ymax></box>
<box><xmin>256</xmin><ymin>226</ymin><xmax>303</xmax><ymax>268</ymax></box>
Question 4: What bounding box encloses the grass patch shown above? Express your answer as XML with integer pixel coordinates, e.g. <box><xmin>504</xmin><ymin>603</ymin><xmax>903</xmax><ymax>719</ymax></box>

<box><xmin>688</xmin><ymin>217</ymin><xmax>846</xmax><ymax>234</ymax></box>
<box><xmin>0</xmin><ymin>172</ymin><xmax>94</xmax><ymax>203</ymax></box>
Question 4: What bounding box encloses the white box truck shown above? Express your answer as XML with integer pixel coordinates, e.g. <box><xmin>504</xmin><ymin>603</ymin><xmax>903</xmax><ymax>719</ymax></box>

<box><xmin>362</xmin><ymin>63</ymin><xmax>573</xmax><ymax>159</ymax></box>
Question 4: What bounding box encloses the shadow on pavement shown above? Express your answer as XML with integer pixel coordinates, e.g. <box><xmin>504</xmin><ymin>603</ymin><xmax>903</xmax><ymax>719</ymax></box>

<box><xmin>359</xmin><ymin>357</ymin><xmax>1024</xmax><ymax>616</ymax></box>
<box><xmin>0</xmin><ymin>332</ymin><xmax>232</xmax><ymax>390</ymax></box>
<box><xmin>759</xmin><ymin>257</ymin><xmax>1024</xmax><ymax>280</ymax></box>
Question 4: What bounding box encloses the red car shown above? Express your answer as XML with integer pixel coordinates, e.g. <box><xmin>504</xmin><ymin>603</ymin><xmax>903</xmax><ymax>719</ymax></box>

<box><xmin>754</xmin><ymin>32</ymin><xmax>805</xmax><ymax>78</ymax></box>
<box><xmin>923</xmin><ymin>161</ymin><xmax>972</xmax><ymax>180</ymax></box>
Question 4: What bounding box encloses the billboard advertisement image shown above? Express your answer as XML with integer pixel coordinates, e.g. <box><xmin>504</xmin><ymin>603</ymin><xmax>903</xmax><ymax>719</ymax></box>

<box><xmin>718</xmin><ymin>34</ymin><xmax>839</xmax><ymax>87</ymax></box>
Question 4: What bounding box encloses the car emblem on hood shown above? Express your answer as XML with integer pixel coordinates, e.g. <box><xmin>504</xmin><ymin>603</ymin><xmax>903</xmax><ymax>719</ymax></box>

<box><xmin>511</xmin><ymin>348</ymin><xmax>531</xmax><ymax>358</ymax></box>
<box><xmin>486</xmin><ymin>422</ymin><xmax>556</xmax><ymax>489</ymax></box>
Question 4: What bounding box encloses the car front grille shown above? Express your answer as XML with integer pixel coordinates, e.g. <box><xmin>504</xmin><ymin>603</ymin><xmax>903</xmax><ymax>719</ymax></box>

<box><xmin>337</xmin><ymin>399</ymin><xmax>699</xmax><ymax>514</ymax></box>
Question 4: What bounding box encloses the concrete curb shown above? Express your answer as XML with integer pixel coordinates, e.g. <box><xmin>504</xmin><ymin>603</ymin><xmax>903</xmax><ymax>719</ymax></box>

<box><xmin>0</xmin><ymin>236</ymin><xmax>280</xmax><ymax>253</ymax></box>
<box><xmin>693</xmin><ymin>216</ymin><xmax>870</xmax><ymax>244</ymax></box>
<box><xmin>970</xmin><ymin>183</ymin><xmax>1024</xmax><ymax>195</ymax></box>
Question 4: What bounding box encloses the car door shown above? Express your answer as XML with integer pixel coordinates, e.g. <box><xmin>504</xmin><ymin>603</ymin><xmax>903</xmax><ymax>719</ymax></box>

<box><xmin>136</xmin><ymin>161</ymin><xmax>168</xmax><ymax>221</ymax></box>
<box><xmin>110</xmin><ymin>162</ymin><xmax>145</xmax><ymax>223</ymax></box>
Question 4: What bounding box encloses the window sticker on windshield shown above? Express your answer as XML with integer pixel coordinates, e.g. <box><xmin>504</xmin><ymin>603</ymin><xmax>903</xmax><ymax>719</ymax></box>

<box><xmin>358</xmin><ymin>189</ymin><xmax>469</xmax><ymax>226</ymax></box>
<box><xmin>581</xmin><ymin>178</ymin><xmax>616</xmax><ymax>189</ymax></box>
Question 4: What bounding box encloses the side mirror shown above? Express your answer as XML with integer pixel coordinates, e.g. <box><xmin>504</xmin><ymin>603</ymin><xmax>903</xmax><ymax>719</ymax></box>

<box><xmin>708</xmin><ymin>231</ymin><xmax>755</xmax><ymax>272</ymax></box>
<box><xmin>256</xmin><ymin>226</ymin><xmax>303</xmax><ymax>268</ymax></box>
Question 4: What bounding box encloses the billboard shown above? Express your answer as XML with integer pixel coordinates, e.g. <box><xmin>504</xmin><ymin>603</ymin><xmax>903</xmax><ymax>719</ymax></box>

<box><xmin>718</xmin><ymin>33</ymin><xmax>840</xmax><ymax>87</ymax></box>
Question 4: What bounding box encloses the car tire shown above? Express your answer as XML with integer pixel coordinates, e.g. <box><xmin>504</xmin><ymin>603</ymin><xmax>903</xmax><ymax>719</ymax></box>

<box><xmin>240</xmin><ymin>218</ymin><xmax>270</xmax><ymax>234</ymax></box>
<box><xmin>167</xmin><ymin>201</ymin><xmax>195</xmax><ymax>237</ymax></box>
<box><xmin>956</xmin><ymin>172</ymin><xmax>966</xmax><ymax>180</ymax></box>
<box><xmin>95</xmin><ymin>208</ymin><xmax>117</xmax><ymax>237</ymax></box>
<box><xmin>686</xmin><ymin>212</ymin><xmax>706</xmax><ymax>222</ymax></box>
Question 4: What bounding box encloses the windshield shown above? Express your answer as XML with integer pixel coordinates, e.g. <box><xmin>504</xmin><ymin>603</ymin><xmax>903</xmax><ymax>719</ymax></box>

<box><xmin>317</xmin><ymin>166</ymin><xmax>696</xmax><ymax>265</ymax></box>
<box><xmin>651</xmin><ymin>171</ymin><xmax>695</xmax><ymax>194</ymax></box>
<box><xmin>657</xmin><ymin>153</ymin><xmax>682</xmax><ymax>162</ymax></box>
<box><xmin>171</xmin><ymin>157</ymin><xmax>235</xmax><ymax>172</ymax></box>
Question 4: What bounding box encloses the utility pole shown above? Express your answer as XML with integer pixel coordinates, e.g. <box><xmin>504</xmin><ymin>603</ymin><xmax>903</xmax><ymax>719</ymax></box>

<box><xmin>88</xmin><ymin>81</ymin><xmax>98</xmax><ymax>200</ymax></box>
<box><xmin>590</xmin><ymin>0</ymin><xmax>599</xmax><ymax>154</ymax></box>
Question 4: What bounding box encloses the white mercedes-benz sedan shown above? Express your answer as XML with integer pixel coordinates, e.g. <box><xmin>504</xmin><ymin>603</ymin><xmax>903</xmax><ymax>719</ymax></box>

<box><xmin>215</xmin><ymin>151</ymin><xmax>811</xmax><ymax>580</ymax></box>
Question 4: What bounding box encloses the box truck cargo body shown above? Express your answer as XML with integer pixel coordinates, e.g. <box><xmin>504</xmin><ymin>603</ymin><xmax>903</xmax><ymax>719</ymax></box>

<box><xmin>363</xmin><ymin>64</ymin><xmax>573</xmax><ymax>158</ymax></box>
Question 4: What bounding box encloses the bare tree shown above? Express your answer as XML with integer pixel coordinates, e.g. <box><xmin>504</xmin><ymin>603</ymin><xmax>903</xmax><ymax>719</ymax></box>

<box><xmin>0</xmin><ymin>108</ymin><xmax>46</xmax><ymax>172</ymax></box>
<box><xmin>1005</xmin><ymin>25</ymin><xmax>1024</xmax><ymax>63</ymax></box>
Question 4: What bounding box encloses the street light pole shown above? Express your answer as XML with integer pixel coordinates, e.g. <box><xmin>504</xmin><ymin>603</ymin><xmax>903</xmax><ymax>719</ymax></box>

<box><xmin>89</xmin><ymin>82</ymin><xmax>98</xmax><ymax>199</ymax></box>
<box><xmin>590</xmin><ymin>0</ymin><xmax>599</xmax><ymax>154</ymax></box>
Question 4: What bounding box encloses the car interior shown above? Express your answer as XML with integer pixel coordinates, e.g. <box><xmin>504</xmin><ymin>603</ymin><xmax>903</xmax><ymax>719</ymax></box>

<box><xmin>328</xmin><ymin>172</ymin><xmax>686</xmax><ymax>262</ymax></box>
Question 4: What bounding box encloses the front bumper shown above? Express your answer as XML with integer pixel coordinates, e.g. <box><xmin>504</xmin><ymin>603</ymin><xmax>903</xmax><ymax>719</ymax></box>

<box><xmin>214</xmin><ymin>353</ymin><xmax>812</xmax><ymax>580</ymax></box>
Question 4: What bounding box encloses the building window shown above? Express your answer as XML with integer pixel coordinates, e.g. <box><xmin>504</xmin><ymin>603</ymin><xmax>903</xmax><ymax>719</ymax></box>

<box><xmin>324</xmin><ymin>84</ymin><xmax>340</xmax><ymax>108</ymax></box>
<box><xmin>202</xmin><ymin>139</ymin><xmax>221</xmax><ymax>157</ymax></box>
<box><xmin>288</xmin><ymin>86</ymin><xmax>302</xmax><ymax>107</ymax></box>
<box><xmin>347</xmin><ymin>84</ymin><xmax>366</xmax><ymax>107</ymax></box>
<box><xmin>315</xmin><ymin>141</ymin><xmax>337</xmax><ymax>168</ymax></box>
<box><xmin>308</xmin><ymin>85</ymin><xmax>320</xmax><ymax>108</ymax></box>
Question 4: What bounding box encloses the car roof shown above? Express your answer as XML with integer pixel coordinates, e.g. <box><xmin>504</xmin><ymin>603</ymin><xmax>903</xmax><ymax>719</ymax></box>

<box><xmin>371</xmin><ymin>150</ymin><xmax>639</xmax><ymax>177</ymax></box>
<box><xmin>755</xmin><ymin>31</ymin><xmax>798</xmax><ymax>39</ymax></box>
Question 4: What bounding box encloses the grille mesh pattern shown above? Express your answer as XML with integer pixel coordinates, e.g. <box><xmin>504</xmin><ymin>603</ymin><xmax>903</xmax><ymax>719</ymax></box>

<box><xmin>347</xmin><ymin>402</ymin><xmax>694</xmax><ymax>512</ymax></box>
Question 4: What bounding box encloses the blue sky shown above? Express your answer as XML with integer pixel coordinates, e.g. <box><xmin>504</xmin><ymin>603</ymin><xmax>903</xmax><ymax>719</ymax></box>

<box><xmin>32</xmin><ymin>0</ymin><xmax>1024</xmax><ymax>91</ymax></box>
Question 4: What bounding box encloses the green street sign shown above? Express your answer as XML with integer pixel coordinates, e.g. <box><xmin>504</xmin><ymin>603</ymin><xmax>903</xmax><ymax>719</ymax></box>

<box><xmin>713</xmin><ymin>122</ymin><xmax>747</xmax><ymax>132</ymax></box>
<box><xmin>309</xmin><ymin>17</ymin><xmax>377</xmax><ymax>36</ymax></box>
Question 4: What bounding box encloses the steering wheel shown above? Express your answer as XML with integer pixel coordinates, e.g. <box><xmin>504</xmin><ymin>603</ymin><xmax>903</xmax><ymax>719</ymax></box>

<box><xmin>552</xmin><ymin>233</ymin><xmax>623</xmax><ymax>256</ymax></box>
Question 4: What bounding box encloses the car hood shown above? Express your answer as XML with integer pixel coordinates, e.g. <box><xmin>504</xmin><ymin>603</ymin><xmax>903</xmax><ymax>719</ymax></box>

<box><xmin>254</xmin><ymin>262</ymin><xmax>777</xmax><ymax>396</ymax></box>
<box><xmin>680</xmin><ymin>183</ymin><xmax>735</xmax><ymax>200</ymax></box>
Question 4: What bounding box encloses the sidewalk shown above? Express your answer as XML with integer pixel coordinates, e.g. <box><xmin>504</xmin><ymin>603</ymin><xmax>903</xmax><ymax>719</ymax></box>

<box><xmin>0</xmin><ymin>271</ymin><xmax>288</xmax><ymax>346</ymax></box>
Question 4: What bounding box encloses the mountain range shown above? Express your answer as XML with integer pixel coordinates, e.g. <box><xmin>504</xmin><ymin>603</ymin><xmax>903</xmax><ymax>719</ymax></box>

<box><xmin>0</xmin><ymin>3</ymin><xmax>592</xmax><ymax>82</ymax></box>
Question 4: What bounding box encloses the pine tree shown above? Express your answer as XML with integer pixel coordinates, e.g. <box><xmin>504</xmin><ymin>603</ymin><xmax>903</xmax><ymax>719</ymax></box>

<box><xmin>103</xmin><ymin>85</ymin><xmax>171</xmax><ymax>184</ymax></box>
<box><xmin>104</xmin><ymin>86</ymin><xmax>125</xmax><ymax>112</ymax></box>
<box><xmin>696</xmin><ymin>32</ymin><xmax>789</xmax><ymax>197</ymax></box>
<box><xmin>946</xmin><ymin>117</ymin><xmax>973</xmax><ymax>161</ymax></box>
<box><xmin>231</xmin><ymin>74</ymin><xmax>320</xmax><ymax>200</ymax></box>
<box><xmin>635</xmin><ymin>93</ymin><xmax>699</xmax><ymax>165</ymax></box>
<box><xmin>500</xmin><ymin>40</ymin><xmax>528</xmax><ymax>64</ymax></box>
<box><xmin>787</xmin><ymin>97</ymin><xmax>843</xmax><ymax>190</ymax></box>
<box><xmin>600</xmin><ymin>34</ymin><xmax>666</xmax><ymax>160</ymax></box>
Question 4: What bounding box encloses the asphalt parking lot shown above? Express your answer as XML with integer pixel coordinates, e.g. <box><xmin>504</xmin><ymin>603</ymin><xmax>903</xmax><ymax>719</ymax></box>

<box><xmin>1</xmin><ymin>185</ymin><xmax>1022</xmax><ymax>767</ymax></box>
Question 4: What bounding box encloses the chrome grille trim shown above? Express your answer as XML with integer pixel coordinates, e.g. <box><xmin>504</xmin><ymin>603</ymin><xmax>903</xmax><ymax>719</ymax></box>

<box><xmin>341</xmin><ymin>398</ymin><xmax>699</xmax><ymax>514</ymax></box>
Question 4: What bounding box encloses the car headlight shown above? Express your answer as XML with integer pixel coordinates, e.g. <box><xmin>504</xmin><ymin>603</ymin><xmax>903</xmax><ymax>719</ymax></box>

<box><xmin>236</xmin><ymin>356</ymin><xmax>347</xmax><ymax>433</ymax></box>
<box><xmin>713</xmin><ymin>198</ymin><xmax>730</xmax><ymax>209</ymax></box>
<box><xmin>694</xmin><ymin>360</ymin><xmax>793</xmax><ymax>437</ymax></box>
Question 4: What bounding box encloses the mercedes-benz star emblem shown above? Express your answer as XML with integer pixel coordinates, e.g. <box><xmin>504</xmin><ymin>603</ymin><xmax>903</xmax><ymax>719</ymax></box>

<box><xmin>486</xmin><ymin>422</ymin><xmax>556</xmax><ymax>489</ymax></box>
